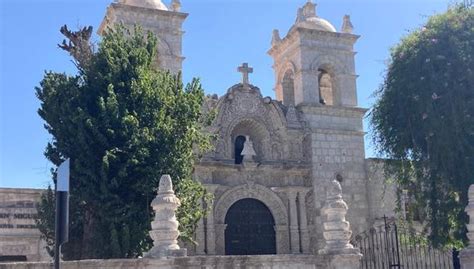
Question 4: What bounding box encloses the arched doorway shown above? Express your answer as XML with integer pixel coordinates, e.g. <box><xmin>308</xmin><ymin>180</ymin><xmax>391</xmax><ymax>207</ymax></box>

<box><xmin>225</xmin><ymin>198</ymin><xmax>276</xmax><ymax>255</ymax></box>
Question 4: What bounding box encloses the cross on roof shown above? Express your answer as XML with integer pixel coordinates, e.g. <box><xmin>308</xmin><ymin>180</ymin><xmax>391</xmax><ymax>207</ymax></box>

<box><xmin>237</xmin><ymin>63</ymin><xmax>253</xmax><ymax>86</ymax></box>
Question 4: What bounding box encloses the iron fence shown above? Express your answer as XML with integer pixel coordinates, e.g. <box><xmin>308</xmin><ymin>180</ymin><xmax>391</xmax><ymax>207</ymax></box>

<box><xmin>351</xmin><ymin>217</ymin><xmax>458</xmax><ymax>269</ymax></box>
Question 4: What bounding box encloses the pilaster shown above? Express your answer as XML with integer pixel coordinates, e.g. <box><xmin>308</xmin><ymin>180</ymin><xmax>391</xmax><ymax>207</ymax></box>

<box><xmin>204</xmin><ymin>184</ymin><xmax>219</xmax><ymax>255</ymax></box>
<box><xmin>288</xmin><ymin>191</ymin><xmax>300</xmax><ymax>254</ymax></box>
<box><xmin>195</xmin><ymin>199</ymin><xmax>206</xmax><ymax>255</ymax></box>
<box><xmin>298</xmin><ymin>189</ymin><xmax>311</xmax><ymax>254</ymax></box>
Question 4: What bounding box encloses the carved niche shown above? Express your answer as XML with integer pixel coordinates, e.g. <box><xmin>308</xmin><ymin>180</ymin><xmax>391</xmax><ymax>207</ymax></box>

<box><xmin>210</xmin><ymin>84</ymin><xmax>288</xmax><ymax>161</ymax></box>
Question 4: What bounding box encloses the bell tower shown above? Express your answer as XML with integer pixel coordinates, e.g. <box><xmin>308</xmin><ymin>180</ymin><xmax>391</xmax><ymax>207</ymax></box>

<box><xmin>269</xmin><ymin>1</ymin><xmax>371</xmax><ymax>242</ymax></box>
<box><xmin>99</xmin><ymin>0</ymin><xmax>187</xmax><ymax>74</ymax></box>
<box><xmin>268</xmin><ymin>1</ymin><xmax>359</xmax><ymax>107</ymax></box>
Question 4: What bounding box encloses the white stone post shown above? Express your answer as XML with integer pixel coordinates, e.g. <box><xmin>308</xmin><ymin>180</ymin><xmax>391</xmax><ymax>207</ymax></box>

<box><xmin>145</xmin><ymin>175</ymin><xmax>187</xmax><ymax>258</ymax></box>
<box><xmin>320</xmin><ymin>180</ymin><xmax>361</xmax><ymax>269</ymax></box>
<box><xmin>288</xmin><ymin>190</ymin><xmax>301</xmax><ymax>254</ymax></box>
<box><xmin>460</xmin><ymin>185</ymin><xmax>474</xmax><ymax>269</ymax></box>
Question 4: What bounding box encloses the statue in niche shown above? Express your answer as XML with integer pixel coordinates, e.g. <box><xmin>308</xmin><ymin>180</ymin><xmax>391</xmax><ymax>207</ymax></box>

<box><xmin>241</xmin><ymin>135</ymin><xmax>257</xmax><ymax>163</ymax></box>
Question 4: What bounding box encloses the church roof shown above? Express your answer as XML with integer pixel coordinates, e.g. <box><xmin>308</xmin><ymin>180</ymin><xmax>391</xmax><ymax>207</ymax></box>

<box><xmin>119</xmin><ymin>0</ymin><xmax>168</xmax><ymax>10</ymax></box>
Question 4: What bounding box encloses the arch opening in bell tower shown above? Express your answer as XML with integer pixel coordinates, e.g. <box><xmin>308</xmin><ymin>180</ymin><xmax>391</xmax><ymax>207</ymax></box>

<box><xmin>282</xmin><ymin>70</ymin><xmax>296</xmax><ymax>107</ymax></box>
<box><xmin>318</xmin><ymin>69</ymin><xmax>334</xmax><ymax>105</ymax></box>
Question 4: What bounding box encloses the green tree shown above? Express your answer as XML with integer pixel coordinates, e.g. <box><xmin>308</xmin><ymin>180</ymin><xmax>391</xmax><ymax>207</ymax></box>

<box><xmin>35</xmin><ymin>25</ymin><xmax>212</xmax><ymax>259</ymax></box>
<box><xmin>370</xmin><ymin>6</ymin><xmax>474</xmax><ymax>248</ymax></box>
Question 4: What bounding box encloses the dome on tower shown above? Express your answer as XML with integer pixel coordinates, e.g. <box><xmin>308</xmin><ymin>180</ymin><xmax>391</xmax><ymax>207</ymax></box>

<box><xmin>293</xmin><ymin>1</ymin><xmax>336</xmax><ymax>32</ymax></box>
<box><xmin>120</xmin><ymin>0</ymin><xmax>168</xmax><ymax>10</ymax></box>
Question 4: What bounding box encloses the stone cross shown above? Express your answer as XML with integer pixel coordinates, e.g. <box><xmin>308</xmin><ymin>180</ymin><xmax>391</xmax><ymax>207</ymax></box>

<box><xmin>238</xmin><ymin>63</ymin><xmax>253</xmax><ymax>86</ymax></box>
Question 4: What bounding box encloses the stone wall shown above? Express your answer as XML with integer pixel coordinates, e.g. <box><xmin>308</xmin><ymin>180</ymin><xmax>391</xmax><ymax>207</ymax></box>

<box><xmin>0</xmin><ymin>188</ymin><xmax>49</xmax><ymax>262</ymax></box>
<box><xmin>364</xmin><ymin>158</ymin><xmax>397</xmax><ymax>225</ymax></box>
<box><xmin>0</xmin><ymin>255</ymin><xmax>327</xmax><ymax>269</ymax></box>
<box><xmin>301</xmin><ymin>104</ymin><xmax>370</xmax><ymax>253</ymax></box>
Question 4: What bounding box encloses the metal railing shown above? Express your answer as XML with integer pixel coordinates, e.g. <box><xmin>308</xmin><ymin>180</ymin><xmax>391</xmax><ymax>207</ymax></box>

<box><xmin>351</xmin><ymin>217</ymin><xmax>456</xmax><ymax>269</ymax></box>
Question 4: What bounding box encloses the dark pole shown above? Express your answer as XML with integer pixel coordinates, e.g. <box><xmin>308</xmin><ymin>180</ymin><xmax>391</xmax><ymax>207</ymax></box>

<box><xmin>54</xmin><ymin>193</ymin><xmax>61</xmax><ymax>269</ymax></box>
<box><xmin>54</xmin><ymin>159</ymin><xmax>70</xmax><ymax>269</ymax></box>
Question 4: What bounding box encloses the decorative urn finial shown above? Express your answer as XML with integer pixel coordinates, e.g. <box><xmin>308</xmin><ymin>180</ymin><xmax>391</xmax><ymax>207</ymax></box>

<box><xmin>171</xmin><ymin>0</ymin><xmax>181</xmax><ymax>12</ymax></box>
<box><xmin>341</xmin><ymin>15</ymin><xmax>354</xmax><ymax>34</ymax></box>
<box><xmin>272</xmin><ymin>29</ymin><xmax>281</xmax><ymax>46</ymax></box>
<box><xmin>145</xmin><ymin>175</ymin><xmax>186</xmax><ymax>258</ymax></box>
<box><xmin>319</xmin><ymin>180</ymin><xmax>361</xmax><ymax>256</ymax></box>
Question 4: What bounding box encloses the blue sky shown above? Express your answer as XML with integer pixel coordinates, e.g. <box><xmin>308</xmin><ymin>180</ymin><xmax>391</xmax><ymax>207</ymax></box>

<box><xmin>0</xmin><ymin>0</ymin><xmax>450</xmax><ymax>188</ymax></box>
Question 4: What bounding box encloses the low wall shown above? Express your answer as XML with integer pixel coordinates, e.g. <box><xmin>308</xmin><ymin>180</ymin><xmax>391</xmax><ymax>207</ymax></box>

<box><xmin>0</xmin><ymin>255</ymin><xmax>328</xmax><ymax>269</ymax></box>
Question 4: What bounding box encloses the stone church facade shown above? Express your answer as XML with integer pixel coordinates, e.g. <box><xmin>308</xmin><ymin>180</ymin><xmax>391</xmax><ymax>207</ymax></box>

<box><xmin>99</xmin><ymin>0</ymin><xmax>397</xmax><ymax>257</ymax></box>
<box><xmin>0</xmin><ymin>0</ymin><xmax>397</xmax><ymax>262</ymax></box>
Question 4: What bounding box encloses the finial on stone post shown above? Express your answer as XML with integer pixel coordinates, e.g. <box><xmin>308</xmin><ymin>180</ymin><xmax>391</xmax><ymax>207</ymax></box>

<box><xmin>302</xmin><ymin>1</ymin><xmax>316</xmax><ymax>18</ymax></box>
<box><xmin>320</xmin><ymin>180</ymin><xmax>361</xmax><ymax>269</ymax></box>
<box><xmin>272</xmin><ymin>29</ymin><xmax>281</xmax><ymax>46</ymax></box>
<box><xmin>341</xmin><ymin>15</ymin><xmax>354</xmax><ymax>34</ymax></box>
<box><xmin>296</xmin><ymin>8</ymin><xmax>303</xmax><ymax>23</ymax></box>
<box><xmin>460</xmin><ymin>185</ymin><xmax>474</xmax><ymax>268</ymax></box>
<box><xmin>145</xmin><ymin>175</ymin><xmax>187</xmax><ymax>258</ymax></box>
<box><xmin>171</xmin><ymin>0</ymin><xmax>181</xmax><ymax>12</ymax></box>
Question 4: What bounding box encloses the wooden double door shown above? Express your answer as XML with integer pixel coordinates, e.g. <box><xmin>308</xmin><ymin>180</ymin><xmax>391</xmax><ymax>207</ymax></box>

<box><xmin>224</xmin><ymin>198</ymin><xmax>276</xmax><ymax>255</ymax></box>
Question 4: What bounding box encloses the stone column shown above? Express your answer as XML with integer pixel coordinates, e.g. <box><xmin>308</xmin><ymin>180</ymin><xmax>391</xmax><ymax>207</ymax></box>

<box><xmin>319</xmin><ymin>180</ymin><xmax>361</xmax><ymax>269</ymax></box>
<box><xmin>298</xmin><ymin>189</ymin><xmax>311</xmax><ymax>254</ymax></box>
<box><xmin>204</xmin><ymin>184</ymin><xmax>219</xmax><ymax>255</ymax></box>
<box><xmin>195</xmin><ymin>198</ymin><xmax>206</xmax><ymax>255</ymax></box>
<box><xmin>460</xmin><ymin>185</ymin><xmax>474</xmax><ymax>269</ymax></box>
<box><xmin>145</xmin><ymin>175</ymin><xmax>186</xmax><ymax>258</ymax></box>
<box><xmin>288</xmin><ymin>190</ymin><xmax>301</xmax><ymax>254</ymax></box>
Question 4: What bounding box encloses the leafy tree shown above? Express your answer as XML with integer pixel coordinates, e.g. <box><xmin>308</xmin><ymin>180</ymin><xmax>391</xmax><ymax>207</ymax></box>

<box><xmin>35</xmin><ymin>25</ymin><xmax>212</xmax><ymax>259</ymax></box>
<box><xmin>370</xmin><ymin>6</ymin><xmax>474</xmax><ymax>248</ymax></box>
